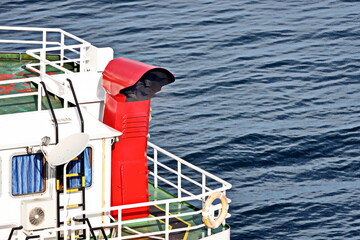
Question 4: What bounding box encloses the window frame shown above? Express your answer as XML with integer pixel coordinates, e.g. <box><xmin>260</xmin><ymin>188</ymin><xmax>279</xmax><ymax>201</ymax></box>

<box><xmin>65</xmin><ymin>146</ymin><xmax>93</xmax><ymax>189</ymax></box>
<box><xmin>10</xmin><ymin>151</ymin><xmax>46</xmax><ymax>197</ymax></box>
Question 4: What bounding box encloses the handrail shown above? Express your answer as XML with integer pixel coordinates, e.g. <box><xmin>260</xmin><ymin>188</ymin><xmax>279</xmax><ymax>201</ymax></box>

<box><xmin>0</xmin><ymin>40</ymin><xmax>59</xmax><ymax>45</ymax></box>
<box><xmin>72</xmin><ymin>218</ymin><xmax>96</xmax><ymax>240</ymax></box>
<box><xmin>7</xmin><ymin>225</ymin><xmax>23</xmax><ymax>240</ymax></box>
<box><xmin>0</xmin><ymin>26</ymin><xmax>92</xmax><ymax>112</ymax></box>
<box><xmin>62</xmin><ymin>142</ymin><xmax>231</xmax><ymax>240</ymax></box>
<box><xmin>0</xmin><ymin>92</ymin><xmax>38</xmax><ymax>100</ymax></box>
<box><xmin>92</xmin><ymin>227</ymin><xmax>108</xmax><ymax>240</ymax></box>
<box><xmin>25</xmin><ymin>235</ymin><xmax>40</xmax><ymax>240</ymax></box>
<box><xmin>0</xmin><ymin>26</ymin><xmax>63</xmax><ymax>32</ymax></box>
<box><xmin>67</xmin><ymin>78</ymin><xmax>84</xmax><ymax>132</ymax></box>
<box><xmin>148</xmin><ymin>142</ymin><xmax>231</xmax><ymax>187</ymax></box>
<box><xmin>0</xmin><ymin>78</ymin><xmax>35</xmax><ymax>85</ymax></box>
<box><xmin>2</xmin><ymin>141</ymin><xmax>230</xmax><ymax>240</ymax></box>
<box><xmin>40</xmin><ymin>81</ymin><xmax>59</xmax><ymax>144</ymax></box>
<box><xmin>0</xmin><ymin>26</ymin><xmax>90</xmax><ymax>45</ymax></box>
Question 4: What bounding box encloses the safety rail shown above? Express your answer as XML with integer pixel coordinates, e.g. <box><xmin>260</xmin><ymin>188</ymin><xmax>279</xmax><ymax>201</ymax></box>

<box><xmin>8</xmin><ymin>225</ymin><xmax>23</xmax><ymax>240</ymax></box>
<box><xmin>0</xmin><ymin>26</ymin><xmax>91</xmax><ymax>110</ymax></box>
<box><xmin>148</xmin><ymin>142</ymin><xmax>231</xmax><ymax>199</ymax></box>
<box><xmin>39</xmin><ymin>81</ymin><xmax>59</xmax><ymax>144</ymax></box>
<box><xmin>0</xmin><ymin>78</ymin><xmax>38</xmax><ymax>99</ymax></box>
<box><xmin>67</xmin><ymin>78</ymin><xmax>84</xmax><ymax>133</ymax></box>
<box><xmin>29</xmin><ymin>142</ymin><xmax>232</xmax><ymax>240</ymax></box>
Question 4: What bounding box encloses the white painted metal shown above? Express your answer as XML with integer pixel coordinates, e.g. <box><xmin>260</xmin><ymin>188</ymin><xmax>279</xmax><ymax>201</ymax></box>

<box><xmin>0</xmin><ymin>91</ymin><xmax>38</xmax><ymax>99</ymax></box>
<box><xmin>21</xmin><ymin>198</ymin><xmax>57</xmax><ymax>231</ymax></box>
<box><xmin>0</xmin><ymin>138</ymin><xmax>115</xmax><ymax>239</ymax></box>
<box><xmin>87</xmin><ymin>46</ymin><xmax>114</xmax><ymax>72</ymax></box>
<box><xmin>0</xmin><ymin>26</ymin><xmax>92</xmax><ymax>110</ymax></box>
<box><xmin>46</xmin><ymin>133</ymin><xmax>89</xmax><ymax>167</ymax></box>
<box><xmin>0</xmin><ymin>107</ymin><xmax>121</xmax><ymax>150</ymax></box>
<box><xmin>0</xmin><ymin>140</ymin><xmax>231</xmax><ymax>239</ymax></box>
<box><xmin>47</xmin><ymin>142</ymin><xmax>231</xmax><ymax>240</ymax></box>
<box><xmin>0</xmin><ymin>26</ymin><xmax>232</xmax><ymax>240</ymax></box>
<box><xmin>201</xmin><ymin>228</ymin><xmax>231</xmax><ymax>240</ymax></box>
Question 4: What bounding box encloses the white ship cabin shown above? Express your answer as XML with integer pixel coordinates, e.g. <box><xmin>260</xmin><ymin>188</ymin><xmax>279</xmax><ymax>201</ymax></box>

<box><xmin>0</xmin><ymin>105</ymin><xmax>119</xmax><ymax>233</ymax></box>
<box><xmin>0</xmin><ymin>26</ymin><xmax>232</xmax><ymax>240</ymax></box>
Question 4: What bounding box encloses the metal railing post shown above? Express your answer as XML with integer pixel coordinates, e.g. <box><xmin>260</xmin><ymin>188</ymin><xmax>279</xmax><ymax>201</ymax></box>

<box><xmin>0</xmin><ymin>27</ymin><xmax>92</xmax><ymax>107</ymax></box>
<box><xmin>71</xmin><ymin>219</ymin><xmax>76</xmax><ymax>240</ymax></box>
<box><xmin>202</xmin><ymin>173</ymin><xmax>206</xmax><ymax>202</ymax></box>
<box><xmin>64</xmin><ymin>77</ymin><xmax>69</xmax><ymax>108</ymax></box>
<box><xmin>7</xmin><ymin>225</ymin><xmax>23</xmax><ymax>240</ymax></box>
<box><xmin>41</xmin><ymin>30</ymin><xmax>47</xmax><ymax>80</ymax></box>
<box><xmin>118</xmin><ymin>210</ymin><xmax>122</xmax><ymax>240</ymax></box>
<box><xmin>177</xmin><ymin>161</ymin><xmax>182</xmax><ymax>198</ymax></box>
<box><xmin>40</xmin><ymin>81</ymin><xmax>59</xmax><ymax>143</ymax></box>
<box><xmin>80</xmin><ymin>46</ymin><xmax>85</xmax><ymax>72</ymax></box>
<box><xmin>38</xmin><ymin>30</ymin><xmax>47</xmax><ymax>111</ymax></box>
<box><xmin>37</xmin><ymin>81</ymin><xmax>42</xmax><ymax>111</ymax></box>
<box><xmin>207</xmin><ymin>227</ymin><xmax>212</xmax><ymax>237</ymax></box>
<box><xmin>165</xmin><ymin>202</ymin><xmax>170</xmax><ymax>240</ymax></box>
<box><xmin>60</xmin><ymin>32</ymin><xmax>65</xmax><ymax>67</ymax></box>
<box><xmin>67</xmin><ymin>78</ymin><xmax>84</xmax><ymax>132</ymax></box>
<box><xmin>154</xmin><ymin>149</ymin><xmax>158</xmax><ymax>188</ymax></box>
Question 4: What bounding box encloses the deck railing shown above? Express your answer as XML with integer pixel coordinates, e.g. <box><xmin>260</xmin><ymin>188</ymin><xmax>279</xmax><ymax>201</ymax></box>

<box><xmin>34</xmin><ymin>142</ymin><xmax>231</xmax><ymax>240</ymax></box>
<box><xmin>0</xmin><ymin>26</ymin><xmax>91</xmax><ymax>110</ymax></box>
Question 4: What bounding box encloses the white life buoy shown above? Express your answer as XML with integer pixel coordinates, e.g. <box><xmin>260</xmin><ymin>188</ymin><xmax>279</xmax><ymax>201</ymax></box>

<box><xmin>202</xmin><ymin>191</ymin><xmax>228</xmax><ymax>229</ymax></box>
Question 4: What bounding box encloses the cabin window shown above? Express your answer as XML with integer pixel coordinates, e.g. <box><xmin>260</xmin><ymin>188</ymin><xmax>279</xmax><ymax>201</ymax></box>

<box><xmin>12</xmin><ymin>152</ymin><xmax>45</xmax><ymax>196</ymax></box>
<box><xmin>66</xmin><ymin>147</ymin><xmax>92</xmax><ymax>188</ymax></box>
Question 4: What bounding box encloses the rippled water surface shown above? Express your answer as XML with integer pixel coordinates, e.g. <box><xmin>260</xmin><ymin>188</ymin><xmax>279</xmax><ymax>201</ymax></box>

<box><xmin>2</xmin><ymin>0</ymin><xmax>360</xmax><ymax>239</ymax></box>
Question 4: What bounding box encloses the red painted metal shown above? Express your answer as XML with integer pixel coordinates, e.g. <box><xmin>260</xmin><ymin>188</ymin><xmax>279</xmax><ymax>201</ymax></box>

<box><xmin>102</xmin><ymin>57</ymin><xmax>175</xmax><ymax>220</ymax></box>
<box><xmin>0</xmin><ymin>74</ymin><xmax>15</xmax><ymax>80</ymax></box>
<box><xmin>102</xmin><ymin>57</ymin><xmax>171</xmax><ymax>96</ymax></box>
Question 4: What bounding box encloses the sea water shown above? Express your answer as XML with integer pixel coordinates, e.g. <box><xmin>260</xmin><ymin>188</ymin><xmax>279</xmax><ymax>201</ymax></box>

<box><xmin>1</xmin><ymin>0</ymin><xmax>360</xmax><ymax>239</ymax></box>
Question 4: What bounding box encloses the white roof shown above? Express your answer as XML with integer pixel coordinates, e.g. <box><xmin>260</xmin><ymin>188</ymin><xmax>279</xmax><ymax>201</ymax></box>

<box><xmin>0</xmin><ymin>107</ymin><xmax>121</xmax><ymax>150</ymax></box>
<box><xmin>43</xmin><ymin>71</ymin><xmax>106</xmax><ymax>105</ymax></box>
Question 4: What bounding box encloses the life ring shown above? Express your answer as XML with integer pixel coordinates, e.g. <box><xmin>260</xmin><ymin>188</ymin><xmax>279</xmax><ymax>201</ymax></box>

<box><xmin>202</xmin><ymin>192</ymin><xmax>228</xmax><ymax>229</ymax></box>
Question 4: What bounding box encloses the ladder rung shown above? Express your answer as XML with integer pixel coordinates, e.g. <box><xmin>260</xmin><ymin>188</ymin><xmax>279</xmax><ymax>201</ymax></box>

<box><xmin>66</xmin><ymin>235</ymin><xmax>80</xmax><ymax>239</ymax></box>
<box><xmin>59</xmin><ymin>221</ymin><xmax>71</xmax><ymax>225</ymax></box>
<box><xmin>67</xmin><ymin>188</ymin><xmax>80</xmax><ymax>193</ymax></box>
<box><xmin>57</xmin><ymin>187</ymin><xmax>85</xmax><ymax>193</ymax></box>
<box><xmin>59</xmin><ymin>203</ymin><xmax>84</xmax><ymax>209</ymax></box>
<box><xmin>59</xmin><ymin>219</ymin><xmax>87</xmax><ymax>225</ymax></box>
<box><xmin>58</xmin><ymin>234</ymin><xmax>83</xmax><ymax>240</ymax></box>
<box><xmin>66</xmin><ymin>173</ymin><xmax>81</xmax><ymax>177</ymax></box>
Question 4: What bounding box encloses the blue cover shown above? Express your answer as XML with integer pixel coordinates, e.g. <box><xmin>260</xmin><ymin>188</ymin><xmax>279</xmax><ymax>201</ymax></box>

<box><xmin>12</xmin><ymin>153</ymin><xmax>44</xmax><ymax>195</ymax></box>
<box><xmin>67</xmin><ymin>147</ymin><xmax>92</xmax><ymax>188</ymax></box>
<box><xmin>12</xmin><ymin>148</ymin><xmax>92</xmax><ymax>195</ymax></box>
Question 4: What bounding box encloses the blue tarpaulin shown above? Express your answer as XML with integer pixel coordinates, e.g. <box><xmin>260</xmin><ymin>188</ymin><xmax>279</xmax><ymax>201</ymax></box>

<box><xmin>12</xmin><ymin>148</ymin><xmax>92</xmax><ymax>195</ymax></box>
<box><xmin>67</xmin><ymin>147</ymin><xmax>92</xmax><ymax>188</ymax></box>
<box><xmin>12</xmin><ymin>153</ymin><xmax>44</xmax><ymax>195</ymax></box>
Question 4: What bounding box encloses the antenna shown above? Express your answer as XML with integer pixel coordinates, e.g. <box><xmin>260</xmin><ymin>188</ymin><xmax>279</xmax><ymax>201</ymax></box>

<box><xmin>46</xmin><ymin>133</ymin><xmax>89</xmax><ymax>167</ymax></box>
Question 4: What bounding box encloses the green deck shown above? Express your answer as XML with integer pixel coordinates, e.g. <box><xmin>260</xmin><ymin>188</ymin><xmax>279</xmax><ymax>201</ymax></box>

<box><xmin>1</xmin><ymin>53</ymin><xmax>228</xmax><ymax>239</ymax></box>
<box><xmin>118</xmin><ymin>183</ymin><xmax>228</xmax><ymax>240</ymax></box>
<box><xmin>0</xmin><ymin>53</ymin><xmax>78</xmax><ymax>114</ymax></box>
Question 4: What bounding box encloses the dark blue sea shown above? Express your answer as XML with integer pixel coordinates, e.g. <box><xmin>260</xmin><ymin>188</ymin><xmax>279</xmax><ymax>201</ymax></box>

<box><xmin>2</xmin><ymin>0</ymin><xmax>360</xmax><ymax>239</ymax></box>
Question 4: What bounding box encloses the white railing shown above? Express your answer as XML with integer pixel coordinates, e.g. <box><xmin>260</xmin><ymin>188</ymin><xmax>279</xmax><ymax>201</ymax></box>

<box><xmin>0</xmin><ymin>26</ymin><xmax>91</xmax><ymax>110</ymax></box>
<box><xmin>148</xmin><ymin>142</ymin><xmax>231</xmax><ymax>201</ymax></box>
<box><xmin>34</xmin><ymin>142</ymin><xmax>231</xmax><ymax>240</ymax></box>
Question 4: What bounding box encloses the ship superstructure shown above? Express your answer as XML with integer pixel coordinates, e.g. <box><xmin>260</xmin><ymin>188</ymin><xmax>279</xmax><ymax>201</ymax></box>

<box><xmin>0</xmin><ymin>26</ymin><xmax>231</xmax><ymax>240</ymax></box>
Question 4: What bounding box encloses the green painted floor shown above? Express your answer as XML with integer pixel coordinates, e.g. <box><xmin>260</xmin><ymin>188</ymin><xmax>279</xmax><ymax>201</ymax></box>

<box><xmin>118</xmin><ymin>183</ymin><xmax>228</xmax><ymax>240</ymax></box>
<box><xmin>1</xmin><ymin>54</ymin><xmax>228</xmax><ymax>239</ymax></box>
<box><xmin>0</xmin><ymin>54</ymin><xmax>76</xmax><ymax>114</ymax></box>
